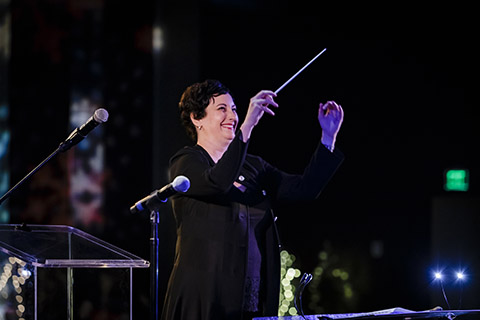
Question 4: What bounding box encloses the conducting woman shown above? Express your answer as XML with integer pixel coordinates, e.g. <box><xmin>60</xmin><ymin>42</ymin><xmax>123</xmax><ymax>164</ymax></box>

<box><xmin>161</xmin><ymin>79</ymin><xmax>344</xmax><ymax>320</ymax></box>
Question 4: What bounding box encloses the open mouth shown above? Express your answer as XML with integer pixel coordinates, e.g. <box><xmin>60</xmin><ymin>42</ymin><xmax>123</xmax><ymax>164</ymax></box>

<box><xmin>222</xmin><ymin>123</ymin><xmax>236</xmax><ymax>131</ymax></box>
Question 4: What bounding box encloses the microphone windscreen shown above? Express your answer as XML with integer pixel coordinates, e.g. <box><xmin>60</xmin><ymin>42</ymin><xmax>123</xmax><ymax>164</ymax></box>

<box><xmin>172</xmin><ymin>175</ymin><xmax>190</xmax><ymax>193</ymax></box>
<box><xmin>94</xmin><ymin>108</ymin><xmax>109</xmax><ymax>123</ymax></box>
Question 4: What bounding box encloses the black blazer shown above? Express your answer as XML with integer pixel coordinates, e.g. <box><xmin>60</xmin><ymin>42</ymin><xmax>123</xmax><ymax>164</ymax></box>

<box><xmin>161</xmin><ymin>132</ymin><xmax>344</xmax><ymax>320</ymax></box>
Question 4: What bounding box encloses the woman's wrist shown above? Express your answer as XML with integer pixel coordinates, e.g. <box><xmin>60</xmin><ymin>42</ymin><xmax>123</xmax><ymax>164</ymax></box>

<box><xmin>321</xmin><ymin>134</ymin><xmax>336</xmax><ymax>152</ymax></box>
<box><xmin>322</xmin><ymin>143</ymin><xmax>335</xmax><ymax>152</ymax></box>
<box><xmin>239</xmin><ymin>123</ymin><xmax>253</xmax><ymax>142</ymax></box>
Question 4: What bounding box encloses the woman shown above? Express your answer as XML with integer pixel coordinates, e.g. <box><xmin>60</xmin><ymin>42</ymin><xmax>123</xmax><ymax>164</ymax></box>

<box><xmin>161</xmin><ymin>79</ymin><xmax>344</xmax><ymax>320</ymax></box>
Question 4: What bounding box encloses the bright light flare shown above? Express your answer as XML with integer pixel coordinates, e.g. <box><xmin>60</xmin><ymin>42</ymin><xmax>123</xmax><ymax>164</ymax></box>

<box><xmin>434</xmin><ymin>271</ymin><xmax>443</xmax><ymax>280</ymax></box>
<box><xmin>431</xmin><ymin>267</ymin><xmax>468</xmax><ymax>283</ymax></box>
<box><xmin>456</xmin><ymin>271</ymin><xmax>466</xmax><ymax>280</ymax></box>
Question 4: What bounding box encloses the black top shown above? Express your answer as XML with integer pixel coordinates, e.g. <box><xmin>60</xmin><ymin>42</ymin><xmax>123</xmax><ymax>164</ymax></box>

<box><xmin>161</xmin><ymin>132</ymin><xmax>344</xmax><ymax>320</ymax></box>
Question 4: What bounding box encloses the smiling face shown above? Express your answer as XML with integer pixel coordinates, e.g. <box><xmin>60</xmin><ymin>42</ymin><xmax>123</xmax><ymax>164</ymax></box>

<box><xmin>192</xmin><ymin>93</ymin><xmax>238</xmax><ymax>145</ymax></box>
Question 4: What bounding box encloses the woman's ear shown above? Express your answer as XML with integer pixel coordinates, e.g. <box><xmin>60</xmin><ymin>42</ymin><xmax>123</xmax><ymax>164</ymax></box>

<box><xmin>190</xmin><ymin>113</ymin><xmax>202</xmax><ymax>129</ymax></box>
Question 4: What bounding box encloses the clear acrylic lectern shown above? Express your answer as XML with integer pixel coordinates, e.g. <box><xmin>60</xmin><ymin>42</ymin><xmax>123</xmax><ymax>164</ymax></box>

<box><xmin>0</xmin><ymin>224</ymin><xmax>149</xmax><ymax>320</ymax></box>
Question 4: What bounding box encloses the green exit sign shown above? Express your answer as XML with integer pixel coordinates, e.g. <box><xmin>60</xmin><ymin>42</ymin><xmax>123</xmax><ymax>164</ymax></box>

<box><xmin>444</xmin><ymin>169</ymin><xmax>469</xmax><ymax>192</ymax></box>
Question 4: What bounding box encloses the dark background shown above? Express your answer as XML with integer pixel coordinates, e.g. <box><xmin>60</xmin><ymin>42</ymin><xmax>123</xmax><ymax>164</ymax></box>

<box><xmin>3</xmin><ymin>0</ymin><xmax>479</xmax><ymax>318</ymax></box>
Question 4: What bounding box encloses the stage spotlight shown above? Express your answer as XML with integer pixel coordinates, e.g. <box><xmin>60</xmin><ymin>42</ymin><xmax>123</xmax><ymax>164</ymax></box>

<box><xmin>434</xmin><ymin>271</ymin><xmax>443</xmax><ymax>280</ymax></box>
<box><xmin>456</xmin><ymin>271</ymin><xmax>465</xmax><ymax>280</ymax></box>
<box><xmin>432</xmin><ymin>269</ymin><xmax>451</xmax><ymax>309</ymax></box>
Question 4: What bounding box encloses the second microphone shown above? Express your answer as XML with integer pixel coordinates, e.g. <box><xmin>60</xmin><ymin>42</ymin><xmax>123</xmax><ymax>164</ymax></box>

<box><xmin>130</xmin><ymin>175</ymin><xmax>190</xmax><ymax>214</ymax></box>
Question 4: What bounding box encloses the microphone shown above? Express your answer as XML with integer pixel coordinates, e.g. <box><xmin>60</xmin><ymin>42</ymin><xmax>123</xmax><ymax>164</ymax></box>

<box><xmin>59</xmin><ymin>108</ymin><xmax>109</xmax><ymax>152</ymax></box>
<box><xmin>130</xmin><ymin>175</ymin><xmax>190</xmax><ymax>213</ymax></box>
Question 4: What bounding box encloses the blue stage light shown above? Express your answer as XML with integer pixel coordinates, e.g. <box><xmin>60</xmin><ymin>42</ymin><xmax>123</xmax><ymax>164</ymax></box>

<box><xmin>434</xmin><ymin>271</ymin><xmax>443</xmax><ymax>280</ymax></box>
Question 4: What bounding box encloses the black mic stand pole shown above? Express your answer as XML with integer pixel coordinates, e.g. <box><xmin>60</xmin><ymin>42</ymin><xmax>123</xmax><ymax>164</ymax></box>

<box><xmin>1</xmin><ymin>107</ymin><xmax>109</xmax><ymax>204</ymax></box>
<box><xmin>150</xmin><ymin>208</ymin><xmax>160</xmax><ymax>320</ymax></box>
<box><xmin>0</xmin><ymin>146</ymin><xmax>61</xmax><ymax>205</ymax></box>
<box><xmin>0</xmin><ymin>132</ymin><xmax>88</xmax><ymax>205</ymax></box>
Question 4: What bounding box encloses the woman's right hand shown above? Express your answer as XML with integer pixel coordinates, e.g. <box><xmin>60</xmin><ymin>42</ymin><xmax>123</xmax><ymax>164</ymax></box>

<box><xmin>240</xmin><ymin>90</ymin><xmax>278</xmax><ymax>141</ymax></box>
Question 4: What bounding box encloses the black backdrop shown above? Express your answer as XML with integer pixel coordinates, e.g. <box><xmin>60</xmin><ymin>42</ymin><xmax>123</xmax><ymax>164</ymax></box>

<box><xmin>6</xmin><ymin>0</ymin><xmax>479</xmax><ymax>318</ymax></box>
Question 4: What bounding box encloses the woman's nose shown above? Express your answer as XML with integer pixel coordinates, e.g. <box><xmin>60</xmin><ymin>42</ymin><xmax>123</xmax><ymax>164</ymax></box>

<box><xmin>227</xmin><ymin>108</ymin><xmax>237</xmax><ymax>120</ymax></box>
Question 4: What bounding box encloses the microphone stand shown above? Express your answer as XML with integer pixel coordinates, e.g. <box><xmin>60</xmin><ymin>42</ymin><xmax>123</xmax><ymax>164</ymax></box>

<box><xmin>132</xmin><ymin>182</ymin><xmax>188</xmax><ymax>320</ymax></box>
<box><xmin>150</xmin><ymin>208</ymin><xmax>160</xmax><ymax>320</ymax></box>
<box><xmin>0</xmin><ymin>144</ymin><xmax>65</xmax><ymax>205</ymax></box>
<box><xmin>0</xmin><ymin>109</ymin><xmax>108</xmax><ymax>205</ymax></box>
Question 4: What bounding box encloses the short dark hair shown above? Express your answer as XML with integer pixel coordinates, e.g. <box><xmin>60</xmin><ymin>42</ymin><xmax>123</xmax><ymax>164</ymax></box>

<box><xmin>179</xmin><ymin>79</ymin><xmax>232</xmax><ymax>141</ymax></box>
